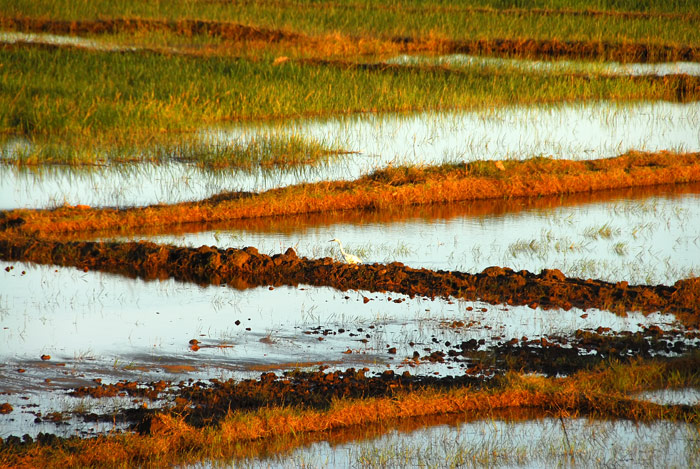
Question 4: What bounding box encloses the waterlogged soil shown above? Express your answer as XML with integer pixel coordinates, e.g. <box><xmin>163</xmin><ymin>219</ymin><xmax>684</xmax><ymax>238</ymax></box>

<box><xmin>1</xmin><ymin>253</ymin><xmax>698</xmax><ymax>439</ymax></box>
<box><xmin>135</xmin><ymin>183</ymin><xmax>700</xmax><ymax>286</ymax></box>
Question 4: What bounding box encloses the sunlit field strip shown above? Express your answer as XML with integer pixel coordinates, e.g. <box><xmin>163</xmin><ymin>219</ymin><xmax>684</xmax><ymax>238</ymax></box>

<box><xmin>1</xmin><ymin>0</ymin><xmax>699</xmax><ymax>46</ymax></box>
<box><xmin>5</xmin><ymin>151</ymin><xmax>699</xmax><ymax>236</ymax></box>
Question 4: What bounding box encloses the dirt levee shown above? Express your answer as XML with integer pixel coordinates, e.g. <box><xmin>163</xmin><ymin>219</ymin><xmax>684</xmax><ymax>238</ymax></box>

<box><xmin>1</xmin><ymin>237</ymin><xmax>698</xmax><ymax>326</ymax></box>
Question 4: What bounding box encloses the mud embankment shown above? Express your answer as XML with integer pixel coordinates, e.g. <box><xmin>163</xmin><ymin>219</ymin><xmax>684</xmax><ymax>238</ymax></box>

<box><xmin>1</xmin><ymin>237</ymin><xmax>698</xmax><ymax>325</ymax></box>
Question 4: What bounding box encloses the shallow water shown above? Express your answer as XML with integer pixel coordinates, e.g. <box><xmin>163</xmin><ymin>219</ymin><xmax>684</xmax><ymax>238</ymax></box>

<box><xmin>129</xmin><ymin>187</ymin><xmax>700</xmax><ymax>286</ymax></box>
<box><xmin>199</xmin><ymin>417</ymin><xmax>700</xmax><ymax>468</ymax></box>
<box><xmin>635</xmin><ymin>387</ymin><xmax>700</xmax><ymax>406</ymax></box>
<box><xmin>387</xmin><ymin>53</ymin><xmax>700</xmax><ymax>77</ymax></box>
<box><xmin>2</xmin><ymin>100</ymin><xmax>698</xmax><ymax>209</ymax></box>
<box><xmin>1</xmin><ymin>259</ymin><xmax>690</xmax><ymax>437</ymax></box>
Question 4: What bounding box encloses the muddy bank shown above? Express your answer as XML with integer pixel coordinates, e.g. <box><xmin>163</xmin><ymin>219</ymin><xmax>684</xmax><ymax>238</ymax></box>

<box><xmin>0</xmin><ymin>236</ymin><xmax>698</xmax><ymax>324</ymax></box>
<box><xmin>2</xmin><ymin>16</ymin><xmax>698</xmax><ymax>63</ymax></box>
<box><xmin>64</xmin><ymin>326</ymin><xmax>698</xmax><ymax>429</ymax></box>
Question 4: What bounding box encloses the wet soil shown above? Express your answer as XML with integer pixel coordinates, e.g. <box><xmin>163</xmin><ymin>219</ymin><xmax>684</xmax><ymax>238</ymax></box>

<box><xmin>2</xmin><ymin>16</ymin><xmax>698</xmax><ymax>63</ymax></box>
<box><xmin>0</xmin><ymin>236</ymin><xmax>698</xmax><ymax>327</ymax></box>
<box><xmin>18</xmin><ymin>322</ymin><xmax>700</xmax><ymax>433</ymax></box>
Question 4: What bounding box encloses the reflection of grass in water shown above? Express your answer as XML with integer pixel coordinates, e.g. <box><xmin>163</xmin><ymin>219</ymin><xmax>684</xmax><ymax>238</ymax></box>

<box><xmin>349</xmin><ymin>418</ymin><xmax>699</xmax><ymax>468</ymax></box>
<box><xmin>4</xmin><ymin>356</ymin><xmax>700</xmax><ymax>467</ymax></box>
<box><xmin>317</xmin><ymin>241</ymin><xmax>415</xmax><ymax>263</ymax></box>
<box><xmin>1</xmin><ymin>134</ymin><xmax>345</xmax><ymax>169</ymax></box>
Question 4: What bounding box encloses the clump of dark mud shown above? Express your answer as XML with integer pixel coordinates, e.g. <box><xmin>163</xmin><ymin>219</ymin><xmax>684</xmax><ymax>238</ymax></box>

<box><xmin>1</xmin><ymin>237</ymin><xmax>698</xmax><ymax>325</ymax></box>
<box><xmin>422</xmin><ymin>326</ymin><xmax>700</xmax><ymax>376</ymax></box>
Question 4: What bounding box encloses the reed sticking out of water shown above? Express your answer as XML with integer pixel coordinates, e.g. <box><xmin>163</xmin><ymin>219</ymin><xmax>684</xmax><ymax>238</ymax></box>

<box><xmin>2</xmin><ymin>46</ymin><xmax>698</xmax><ymax>151</ymax></box>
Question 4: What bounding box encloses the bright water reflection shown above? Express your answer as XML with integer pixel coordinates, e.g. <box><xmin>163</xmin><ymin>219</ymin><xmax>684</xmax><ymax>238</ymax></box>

<box><xmin>2</xmin><ymin>101</ymin><xmax>699</xmax><ymax>209</ymax></box>
<box><xmin>135</xmin><ymin>189</ymin><xmax>700</xmax><ymax>285</ymax></box>
<box><xmin>388</xmin><ymin>53</ymin><xmax>700</xmax><ymax>77</ymax></box>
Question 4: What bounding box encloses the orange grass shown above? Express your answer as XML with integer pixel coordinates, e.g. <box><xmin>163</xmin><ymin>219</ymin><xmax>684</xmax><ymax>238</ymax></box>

<box><xmin>1</xmin><ymin>356</ymin><xmax>698</xmax><ymax>468</ymax></box>
<box><xmin>6</xmin><ymin>151</ymin><xmax>700</xmax><ymax>237</ymax></box>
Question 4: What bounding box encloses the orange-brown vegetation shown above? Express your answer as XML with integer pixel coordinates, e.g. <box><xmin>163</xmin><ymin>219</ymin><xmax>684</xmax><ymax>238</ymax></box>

<box><xmin>2</xmin><ymin>16</ymin><xmax>698</xmax><ymax>62</ymax></box>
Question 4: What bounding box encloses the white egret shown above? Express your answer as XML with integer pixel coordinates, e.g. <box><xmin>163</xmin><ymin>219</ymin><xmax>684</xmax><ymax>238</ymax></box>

<box><xmin>329</xmin><ymin>238</ymin><xmax>362</xmax><ymax>264</ymax></box>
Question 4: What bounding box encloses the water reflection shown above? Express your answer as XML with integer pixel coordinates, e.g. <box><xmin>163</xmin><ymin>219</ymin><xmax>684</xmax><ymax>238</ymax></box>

<box><xmin>2</xmin><ymin>101</ymin><xmax>698</xmax><ymax>209</ymax></box>
<box><xmin>225</xmin><ymin>417</ymin><xmax>700</xmax><ymax>468</ymax></box>
<box><xmin>2</xmin><ymin>258</ymin><xmax>687</xmax><ymax>438</ymax></box>
<box><xmin>0</xmin><ymin>31</ymin><xmax>137</xmax><ymax>52</ymax></box>
<box><xmin>387</xmin><ymin>53</ymin><xmax>700</xmax><ymax>77</ymax></box>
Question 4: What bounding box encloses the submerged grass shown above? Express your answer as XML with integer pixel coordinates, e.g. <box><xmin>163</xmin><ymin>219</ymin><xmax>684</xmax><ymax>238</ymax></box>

<box><xmin>1</xmin><ymin>133</ymin><xmax>345</xmax><ymax>169</ymax></box>
<box><xmin>1</xmin><ymin>355</ymin><xmax>698</xmax><ymax>468</ymax></box>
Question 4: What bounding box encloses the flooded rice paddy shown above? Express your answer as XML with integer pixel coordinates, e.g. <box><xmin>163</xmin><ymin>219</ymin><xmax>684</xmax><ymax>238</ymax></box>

<box><xmin>1</xmin><ymin>258</ymin><xmax>697</xmax><ymax>439</ymax></box>
<box><xmin>2</xmin><ymin>100</ymin><xmax>699</xmax><ymax>210</ymax></box>
<box><xmin>0</xmin><ymin>31</ymin><xmax>138</xmax><ymax>52</ymax></box>
<box><xmin>387</xmin><ymin>53</ymin><xmax>700</xmax><ymax>77</ymax></box>
<box><xmin>1</xmin><ymin>100</ymin><xmax>699</xmax><ymax>464</ymax></box>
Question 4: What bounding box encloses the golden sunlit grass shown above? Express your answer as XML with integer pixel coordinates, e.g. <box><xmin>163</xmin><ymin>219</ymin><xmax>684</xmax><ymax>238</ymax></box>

<box><xmin>2</xmin><ymin>355</ymin><xmax>698</xmax><ymax>468</ymax></box>
<box><xmin>6</xmin><ymin>151</ymin><xmax>700</xmax><ymax>237</ymax></box>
